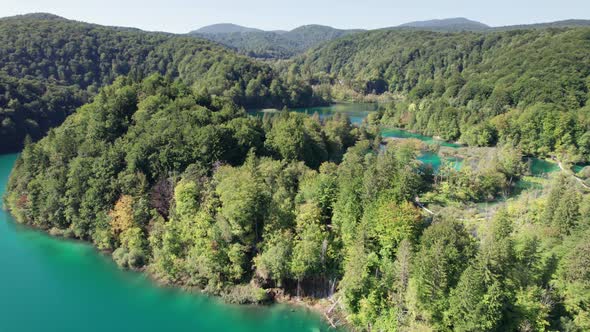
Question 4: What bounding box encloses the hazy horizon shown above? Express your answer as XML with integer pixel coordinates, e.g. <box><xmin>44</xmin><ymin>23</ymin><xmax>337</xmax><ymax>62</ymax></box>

<box><xmin>1</xmin><ymin>0</ymin><xmax>589</xmax><ymax>33</ymax></box>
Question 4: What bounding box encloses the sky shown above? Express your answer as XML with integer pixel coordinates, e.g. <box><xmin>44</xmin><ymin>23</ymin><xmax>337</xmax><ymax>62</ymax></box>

<box><xmin>1</xmin><ymin>0</ymin><xmax>588</xmax><ymax>33</ymax></box>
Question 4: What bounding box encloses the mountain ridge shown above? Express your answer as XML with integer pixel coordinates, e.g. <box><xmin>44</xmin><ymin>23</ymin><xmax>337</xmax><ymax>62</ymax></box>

<box><xmin>494</xmin><ymin>19</ymin><xmax>590</xmax><ymax>30</ymax></box>
<box><xmin>0</xmin><ymin>12</ymin><xmax>67</xmax><ymax>21</ymax></box>
<box><xmin>188</xmin><ymin>23</ymin><xmax>362</xmax><ymax>58</ymax></box>
<box><xmin>190</xmin><ymin>23</ymin><xmax>263</xmax><ymax>34</ymax></box>
<box><xmin>398</xmin><ymin>17</ymin><xmax>490</xmax><ymax>31</ymax></box>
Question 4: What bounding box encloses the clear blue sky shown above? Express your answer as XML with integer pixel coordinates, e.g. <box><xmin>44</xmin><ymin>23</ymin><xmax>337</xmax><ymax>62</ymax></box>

<box><xmin>2</xmin><ymin>0</ymin><xmax>588</xmax><ymax>33</ymax></box>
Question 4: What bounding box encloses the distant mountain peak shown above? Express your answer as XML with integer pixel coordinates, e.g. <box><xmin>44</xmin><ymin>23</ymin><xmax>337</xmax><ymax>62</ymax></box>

<box><xmin>192</xmin><ymin>23</ymin><xmax>263</xmax><ymax>34</ymax></box>
<box><xmin>3</xmin><ymin>13</ymin><xmax>66</xmax><ymax>21</ymax></box>
<box><xmin>187</xmin><ymin>23</ymin><xmax>363</xmax><ymax>59</ymax></box>
<box><xmin>291</xmin><ymin>24</ymin><xmax>335</xmax><ymax>30</ymax></box>
<box><xmin>398</xmin><ymin>17</ymin><xmax>490</xmax><ymax>31</ymax></box>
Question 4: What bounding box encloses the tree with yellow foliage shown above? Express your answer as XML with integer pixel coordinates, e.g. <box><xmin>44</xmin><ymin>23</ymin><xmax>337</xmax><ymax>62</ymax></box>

<box><xmin>110</xmin><ymin>195</ymin><xmax>135</xmax><ymax>237</ymax></box>
<box><xmin>109</xmin><ymin>195</ymin><xmax>147</xmax><ymax>269</ymax></box>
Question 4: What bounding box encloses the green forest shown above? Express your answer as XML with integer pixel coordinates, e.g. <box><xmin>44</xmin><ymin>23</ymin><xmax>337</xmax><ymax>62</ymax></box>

<box><xmin>2</xmin><ymin>12</ymin><xmax>590</xmax><ymax>332</ymax></box>
<box><xmin>3</xmin><ymin>14</ymin><xmax>590</xmax><ymax>162</ymax></box>
<box><xmin>5</xmin><ymin>74</ymin><xmax>590</xmax><ymax>331</ymax></box>
<box><xmin>294</xmin><ymin>28</ymin><xmax>590</xmax><ymax>163</ymax></box>
<box><xmin>0</xmin><ymin>14</ymin><xmax>318</xmax><ymax>153</ymax></box>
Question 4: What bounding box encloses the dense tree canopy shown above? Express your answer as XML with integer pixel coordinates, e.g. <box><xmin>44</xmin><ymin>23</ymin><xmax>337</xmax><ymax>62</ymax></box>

<box><xmin>0</xmin><ymin>14</ymin><xmax>320</xmax><ymax>152</ymax></box>
<box><xmin>294</xmin><ymin>27</ymin><xmax>590</xmax><ymax>161</ymax></box>
<box><xmin>4</xmin><ymin>70</ymin><xmax>590</xmax><ymax>332</ymax></box>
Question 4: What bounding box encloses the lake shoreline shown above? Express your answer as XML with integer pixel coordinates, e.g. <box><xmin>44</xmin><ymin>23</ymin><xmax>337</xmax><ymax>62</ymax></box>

<box><xmin>1</xmin><ymin>211</ymin><xmax>348</xmax><ymax>330</ymax></box>
<box><xmin>1</xmin><ymin>116</ymin><xmax>577</xmax><ymax>331</ymax></box>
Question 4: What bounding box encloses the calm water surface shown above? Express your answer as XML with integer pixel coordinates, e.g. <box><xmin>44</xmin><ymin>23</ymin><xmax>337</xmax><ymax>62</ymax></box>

<box><xmin>263</xmin><ymin>103</ymin><xmax>379</xmax><ymax>125</ymax></box>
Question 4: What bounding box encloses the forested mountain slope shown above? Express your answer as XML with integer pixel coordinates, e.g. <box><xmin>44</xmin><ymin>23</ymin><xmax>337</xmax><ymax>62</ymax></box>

<box><xmin>189</xmin><ymin>24</ymin><xmax>362</xmax><ymax>59</ymax></box>
<box><xmin>394</xmin><ymin>18</ymin><xmax>590</xmax><ymax>32</ymax></box>
<box><xmin>0</xmin><ymin>14</ymin><xmax>316</xmax><ymax>153</ymax></box>
<box><xmin>494</xmin><ymin>19</ymin><xmax>590</xmax><ymax>30</ymax></box>
<box><xmin>295</xmin><ymin>28</ymin><xmax>590</xmax><ymax>161</ymax></box>
<box><xmin>190</xmin><ymin>18</ymin><xmax>590</xmax><ymax>59</ymax></box>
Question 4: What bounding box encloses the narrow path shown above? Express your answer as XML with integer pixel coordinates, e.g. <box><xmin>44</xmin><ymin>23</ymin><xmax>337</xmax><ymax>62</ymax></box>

<box><xmin>414</xmin><ymin>197</ymin><xmax>435</xmax><ymax>215</ymax></box>
<box><xmin>556</xmin><ymin>159</ymin><xmax>589</xmax><ymax>190</ymax></box>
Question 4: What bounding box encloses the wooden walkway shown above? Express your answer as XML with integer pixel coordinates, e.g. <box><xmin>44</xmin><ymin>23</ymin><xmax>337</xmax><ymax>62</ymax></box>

<box><xmin>556</xmin><ymin>160</ymin><xmax>589</xmax><ymax>190</ymax></box>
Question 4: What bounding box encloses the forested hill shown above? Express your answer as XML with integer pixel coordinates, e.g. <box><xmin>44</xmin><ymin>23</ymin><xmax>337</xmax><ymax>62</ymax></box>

<box><xmin>397</xmin><ymin>17</ymin><xmax>490</xmax><ymax>31</ymax></box>
<box><xmin>0</xmin><ymin>14</ymin><xmax>316</xmax><ymax>153</ymax></box>
<box><xmin>189</xmin><ymin>19</ymin><xmax>590</xmax><ymax>59</ymax></box>
<box><xmin>192</xmin><ymin>23</ymin><xmax>264</xmax><ymax>34</ymax></box>
<box><xmin>494</xmin><ymin>19</ymin><xmax>590</xmax><ymax>30</ymax></box>
<box><xmin>189</xmin><ymin>24</ymin><xmax>362</xmax><ymax>59</ymax></box>
<box><xmin>393</xmin><ymin>18</ymin><xmax>590</xmax><ymax>32</ymax></box>
<box><xmin>295</xmin><ymin>27</ymin><xmax>590</xmax><ymax>162</ymax></box>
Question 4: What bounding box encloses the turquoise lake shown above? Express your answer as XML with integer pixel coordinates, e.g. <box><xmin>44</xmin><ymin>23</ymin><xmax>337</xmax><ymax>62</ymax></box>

<box><xmin>0</xmin><ymin>153</ymin><xmax>338</xmax><ymax>332</ymax></box>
